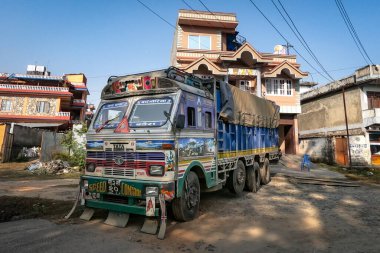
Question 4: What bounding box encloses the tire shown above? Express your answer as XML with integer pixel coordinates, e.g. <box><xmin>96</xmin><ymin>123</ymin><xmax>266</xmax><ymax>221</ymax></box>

<box><xmin>227</xmin><ymin>160</ymin><xmax>246</xmax><ymax>195</ymax></box>
<box><xmin>172</xmin><ymin>171</ymin><xmax>200</xmax><ymax>221</ymax></box>
<box><xmin>246</xmin><ymin>162</ymin><xmax>261</xmax><ymax>193</ymax></box>
<box><xmin>260</xmin><ymin>158</ymin><xmax>271</xmax><ymax>185</ymax></box>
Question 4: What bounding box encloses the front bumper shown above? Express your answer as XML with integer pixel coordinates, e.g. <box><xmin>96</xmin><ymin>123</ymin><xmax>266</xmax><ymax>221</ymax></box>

<box><xmin>80</xmin><ymin>176</ymin><xmax>175</xmax><ymax>217</ymax></box>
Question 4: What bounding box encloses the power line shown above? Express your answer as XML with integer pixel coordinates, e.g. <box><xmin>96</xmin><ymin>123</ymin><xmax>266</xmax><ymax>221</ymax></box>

<box><xmin>136</xmin><ymin>0</ymin><xmax>176</xmax><ymax>29</ymax></box>
<box><xmin>137</xmin><ymin>0</ymin><xmax>210</xmax><ymax>50</ymax></box>
<box><xmin>335</xmin><ymin>0</ymin><xmax>373</xmax><ymax>65</ymax></box>
<box><xmin>247</xmin><ymin>0</ymin><xmax>332</xmax><ymax>82</ymax></box>
<box><xmin>308</xmin><ymin>65</ymin><xmax>362</xmax><ymax>75</ymax></box>
<box><xmin>197</xmin><ymin>0</ymin><xmax>227</xmax><ymax>28</ymax></box>
<box><xmin>271</xmin><ymin>0</ymin><xmax>335</xmax><ymax>82</ymax></box>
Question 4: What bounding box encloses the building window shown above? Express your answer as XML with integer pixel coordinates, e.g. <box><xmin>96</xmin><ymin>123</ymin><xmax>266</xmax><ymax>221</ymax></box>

<box><xmin>187</xmin><ymin>107</ymin><xmax>195</xmax><ymax>127</ymax></box>
<box><xmin>0</xmin><ymin>99</ymin><xmax>12</xmax><ymax>111</ymax></box>
<box><xmin>367</xmin><ymin>92</ymin><xmax>380</xmax><ymax>109</ymax></box>
<box><xmin>188</xmin><ymin>35</ymin><xmax>211</xmax><ymax>50</ymax></box>
<box><xmin>239</xmin><ymin>80</ymin><xmax>250</xmax><ymax>91</ymax></box>
<box><xmin>266</xmin><ymin>79</ymin><xmax>292</xmax><ymax>96</ymax></box>
<box><xmin>36</xmin><ymin>101</ymin><xmax>50</xmax><ymax>113</ymax></box>
<box><xmin>205</xmin><ymin>111</ymin><xmax>212</xmax><ymax>128</ymax></box>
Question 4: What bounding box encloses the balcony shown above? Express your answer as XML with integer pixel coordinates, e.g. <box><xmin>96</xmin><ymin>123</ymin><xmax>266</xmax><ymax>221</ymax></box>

<box><xmin>72</xmin><ymin>99</ymin><xmax>86</xmax><ymax>106</ymax></box>
<box><xmin>363</xmin><ymin>108</ymin><xmax>380</xmax><ymax>127</ymax></box>
<box><xmin>0</xmin><ymin>83</ymin><xmax>70</xmax><ymax>95</ymax></box>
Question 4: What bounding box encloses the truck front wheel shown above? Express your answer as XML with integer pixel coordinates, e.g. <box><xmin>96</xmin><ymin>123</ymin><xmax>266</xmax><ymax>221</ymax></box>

<box><xmin>172</xmin><ymin>171</ymin><xmax>200</xmax><ymax>221</ymax></box>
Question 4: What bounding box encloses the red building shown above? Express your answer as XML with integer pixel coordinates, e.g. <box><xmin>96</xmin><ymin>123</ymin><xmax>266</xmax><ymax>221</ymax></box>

<box><xmin>0</xmin><ymin>65</ymin><xmax>89</xmax><ymax>130</ymax></box>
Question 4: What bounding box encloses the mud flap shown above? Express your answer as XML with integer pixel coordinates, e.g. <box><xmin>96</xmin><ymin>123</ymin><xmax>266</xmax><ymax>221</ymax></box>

<box><xmin>80</xmin><ymin>208</ymin><xmax>95</xmax><ymax>221</ymax></box>
<box><xmin>104</xmin><ymin>212</ymin><xmax>130</xmax><ymax>227</ymax></box>
<box><xmin>157</xmin><ymin>194</ymin><xmax>167</xmax><ymax>240</ymax></box>
<box><xmin>141</xmin><ymin>219</ymin><xmax>159</xmax><ymax>234</ymax></box>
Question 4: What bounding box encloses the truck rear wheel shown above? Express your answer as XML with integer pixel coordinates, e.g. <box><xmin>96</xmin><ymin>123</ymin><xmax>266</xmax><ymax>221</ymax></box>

<box><xmin>227</xmin><ymin>160</ymin><xmax>246</xmax><ymax>195</ymax></box>
<box><xmin>246</xmin><ymin>162</ymin><xmax>261</xmax><ymax>193</ymax></box>
<box><xmin>260</xmin><ymin>158</ymin><xmax>271</xmax><ymax>185</ymax></box>
<box><xmin>172</xmin><ymin>171</ymin><xmax>200</xmax><ymax>221</ymax></box>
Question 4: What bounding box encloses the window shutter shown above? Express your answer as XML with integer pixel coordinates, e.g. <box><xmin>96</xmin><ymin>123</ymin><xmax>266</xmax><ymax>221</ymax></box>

<box><xmin>44</xmin><ymin>102</ymin><xmax>50</xmax><ymax>113</ymax></box>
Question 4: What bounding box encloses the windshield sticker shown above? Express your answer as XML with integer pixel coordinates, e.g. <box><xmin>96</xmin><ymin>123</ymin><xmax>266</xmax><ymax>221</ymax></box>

<box><xmin>129</xmin><ymin>121</ymin><xmax>166</xmax><ymax>127</ymax></box>
<box><xmin>86</xmin><ymin>141</ymin><xmax>104</xmax><ymax>151</ymax></box>
<box><xmin>102</xmin><ymin>101</ymin><xmax>128</xmax><ymax>109</ymax></box>
<box><xmin>136</xmin><ymin>98</ymin><xmax>172</xmax><ymax>105</ymax></box>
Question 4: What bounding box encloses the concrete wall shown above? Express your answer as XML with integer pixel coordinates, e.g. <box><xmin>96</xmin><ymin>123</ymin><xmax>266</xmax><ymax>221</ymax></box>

<box><xmin>299</xmin><ymin>135</ymin><xmax>371</xmax><ymax>166</ymax></box>
<box><xmin>299</xmin><ymin>87</ymin><xmax>362</xmax><ymax>133</ymax></box>
<box><xmin>40</xmin><ymin>132</ymin><xmax>66</xmax><ymax>162</ymax></box>
<box><xmin>299</xmin><ymin>137</ymin><xmax>333</xmax><ymax>164</ymax></box>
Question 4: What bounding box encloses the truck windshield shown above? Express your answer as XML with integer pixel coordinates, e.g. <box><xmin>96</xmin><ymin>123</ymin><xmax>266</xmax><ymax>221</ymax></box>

<box><xmin>129</xmin><ymin>98</ymin><xmax>173</xmax><ymax>127</ymax></box>
<box><xmin>93</xmin><ymin>101</ymin><xmax>128</xmax><ymax>129</ymax></box>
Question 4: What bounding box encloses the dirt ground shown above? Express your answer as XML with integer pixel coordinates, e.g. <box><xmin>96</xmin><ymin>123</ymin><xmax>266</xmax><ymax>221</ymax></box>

<box><xmin>0</xmin><ymin>163</ymin><xmax>380</xmax><ymax>253</ymax></box>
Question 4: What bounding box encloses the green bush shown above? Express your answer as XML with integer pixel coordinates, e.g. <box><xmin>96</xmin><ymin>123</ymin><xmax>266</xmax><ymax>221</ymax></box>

<box><xmin>60</xmin><ymin>122</ymin><xmax>87</xmax><ymax>169</ymax></box>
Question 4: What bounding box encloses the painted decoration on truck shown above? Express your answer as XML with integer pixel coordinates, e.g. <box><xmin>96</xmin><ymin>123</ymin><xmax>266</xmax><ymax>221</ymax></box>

<box><xmin>86</xmin><ymin>141</ymin><xmax>104</xmax><ymax>151</ymax></box>
<box><xmin>165</xmin><ymin>150</ymin><xmax>175</xmax><ymax>171</ymax></box>
<box><xmin>136</xmin><ymin>140</ymin><xmax>175</xmax><ymax>150</ymax></box>
<box><xmin>179</xmin><ymin>138</ymin><xmax>215</xmax><ymax>158</ymax></box>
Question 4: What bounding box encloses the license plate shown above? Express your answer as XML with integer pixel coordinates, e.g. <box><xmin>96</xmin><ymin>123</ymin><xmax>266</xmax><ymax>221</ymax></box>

<box><xmin>107</xmin><ymin>179</ymin><xmax>121</xmax><ymax>194</ymax></box>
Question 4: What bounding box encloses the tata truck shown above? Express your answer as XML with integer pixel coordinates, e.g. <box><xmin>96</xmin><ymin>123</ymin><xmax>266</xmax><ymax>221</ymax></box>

<box><xmin>79</xmin><ymin>67</ymin><xmax>280</xmax><ymax>239</ymax></box>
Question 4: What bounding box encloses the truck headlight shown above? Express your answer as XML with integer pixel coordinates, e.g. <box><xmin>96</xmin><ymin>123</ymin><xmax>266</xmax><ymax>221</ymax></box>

<box><xmin>86</xmin><ymin>163</ymin><xmax>96</xmax><ymax>172</ymax></box>
<box><xmin>145</xmin><ymin>186</ymin><xmax>159</xmax><ymax>196</ymax></box>
<box><xmin>149</xmin><ymin>165</ymin><xmax>164</xmax><ymax>176</ymax></box>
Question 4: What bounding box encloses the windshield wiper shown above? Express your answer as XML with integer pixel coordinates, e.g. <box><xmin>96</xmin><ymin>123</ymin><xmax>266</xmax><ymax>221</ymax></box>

<box><xmin>95</xmin><ymin>115</ymin><xmax>121</xmax><ymax>133</ymax></box>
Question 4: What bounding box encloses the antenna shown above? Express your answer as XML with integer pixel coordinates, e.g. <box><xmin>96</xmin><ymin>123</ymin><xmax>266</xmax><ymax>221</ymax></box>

<box><xmin>282</xmin><ymin>42</ymin><xmax>294</xmax><ymax>55</ymax></box>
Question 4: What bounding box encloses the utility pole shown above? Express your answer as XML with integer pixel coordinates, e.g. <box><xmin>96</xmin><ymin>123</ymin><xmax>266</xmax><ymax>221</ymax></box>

<box><xmin>342</xmin><ymin>86</ymin><xmax>352</xmax><ymax>168</ymax></box>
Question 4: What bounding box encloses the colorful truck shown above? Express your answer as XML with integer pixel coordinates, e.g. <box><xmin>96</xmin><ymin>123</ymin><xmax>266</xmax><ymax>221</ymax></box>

<box><xmin>79</xmin><ymin>67</ymin><xmax>280</xmax><ymax>239</ymax></box>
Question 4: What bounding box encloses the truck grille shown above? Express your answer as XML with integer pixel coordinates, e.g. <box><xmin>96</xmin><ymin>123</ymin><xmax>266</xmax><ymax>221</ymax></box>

<box><xmin>87</xmin><ymin>151</ymin><xmax>165</xmax><ymax>177</ymax></box>
<box><xmin>104</xmin><ymin>167</ymin><xmax>134</xmax><ymax>177</ymax></box>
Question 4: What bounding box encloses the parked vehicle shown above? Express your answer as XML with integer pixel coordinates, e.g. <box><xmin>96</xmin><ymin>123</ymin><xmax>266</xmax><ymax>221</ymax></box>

<box><xmin>79</xmin><ymin>67</ymin><xmax>280</xmax><ymax>239</ymax></box>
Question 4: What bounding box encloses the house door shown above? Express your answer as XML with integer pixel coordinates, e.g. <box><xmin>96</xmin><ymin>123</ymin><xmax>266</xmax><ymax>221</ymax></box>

<box><xmin>284</xmin><ymin>125</ymin><xmax>295</xmax><ymax>154</ymax></box>
<box><xmin>335</xmin><ymin>137</ymin><xmax>348</xmax><ymax>165</ymax></box>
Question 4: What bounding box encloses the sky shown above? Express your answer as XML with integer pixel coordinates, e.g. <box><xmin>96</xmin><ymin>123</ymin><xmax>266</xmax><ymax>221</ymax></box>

<box><xmin>1</xmin><ymin>0</ymin><xmax>379</xmax><ymax>106</ymax></box>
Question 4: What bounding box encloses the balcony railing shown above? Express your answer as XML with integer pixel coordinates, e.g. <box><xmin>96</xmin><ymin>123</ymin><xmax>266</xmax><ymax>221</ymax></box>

<box><xmin>56</xmin><ymin>112</ymin><xmax>71</xmax><ymax>117</ymax></box>
<box><xmin>0</xmin><ymin>84</ymin><xmax>69</xmax><ymax>92</ymax></box>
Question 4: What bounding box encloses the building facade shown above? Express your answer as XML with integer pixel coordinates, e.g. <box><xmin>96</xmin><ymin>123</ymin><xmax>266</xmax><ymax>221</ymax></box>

<box><xmin>0</xmin><ymin>65</ymin><xmax>89</xmax><ymax>130</ymax></box>
<box><xmin>298</xmin><ymin>65</ymin><xmax>380</xmax><ymax>166</ymax></box>
<box><xmin>170</xmin><ymin>10</ymin><xmax>308</xmax><ymax>154</ymax></box>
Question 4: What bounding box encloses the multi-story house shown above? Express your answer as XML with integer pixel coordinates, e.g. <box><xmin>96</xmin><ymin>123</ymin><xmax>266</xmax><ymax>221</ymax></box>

<box><xmin>0</xmin><ymin>65</ymin><xmax>89</xmax><ymax>130</ymax></box>
<box><xmin>170</xmin><ymin>10</ymin><xmax>308</xmax><ymax>154</ymax></box>
<box><xmin>298</xmin><ymin>65</ymin><xmax>380</xmax><ymax>166</ymax></box>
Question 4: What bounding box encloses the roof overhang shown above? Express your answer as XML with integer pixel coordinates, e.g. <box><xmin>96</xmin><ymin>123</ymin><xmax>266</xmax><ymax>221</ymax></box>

<box><xmin>219</xmin><ymin>43</ymin><xmax>272</xmax><ymax>65</ymax></box>
<box><xmin>183</xmin><ymin>56</ymin><xmax>226</xmax><ymax>75</ymax></box>
<box><xmin>263</xmin><ymin>61</ymin><xmax>308</xmax><ymax>79</ymax></box>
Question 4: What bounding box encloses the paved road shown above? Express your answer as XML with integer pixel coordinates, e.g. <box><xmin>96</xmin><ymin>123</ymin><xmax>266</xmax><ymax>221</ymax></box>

<box><xmin>1</xmin><ymin>163</ymin><xmax>380</xmax><ymax>253</ymax></box>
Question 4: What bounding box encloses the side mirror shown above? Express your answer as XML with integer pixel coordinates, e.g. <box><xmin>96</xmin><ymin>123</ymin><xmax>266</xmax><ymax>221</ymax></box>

<box><xmin>176</xmin><ymin>114</ymin><xmax>185</xmax><ymax>129</ymax></box>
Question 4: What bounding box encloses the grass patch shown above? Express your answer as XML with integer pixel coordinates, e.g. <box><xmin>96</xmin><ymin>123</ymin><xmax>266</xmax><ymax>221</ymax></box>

<box><xmin>0</xmin><ymin>162</ymin><xmax>81</xmax><ymax>181</ymax></box>
<box><xmin>319</xmin><ymin>163</ymin><xmax>380</xmax><ymax>184</ymax></box>
<box><xmin>0</xmin><ymin>196</ymin><xmax>83</xmax><ymax>223</ymax></box>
